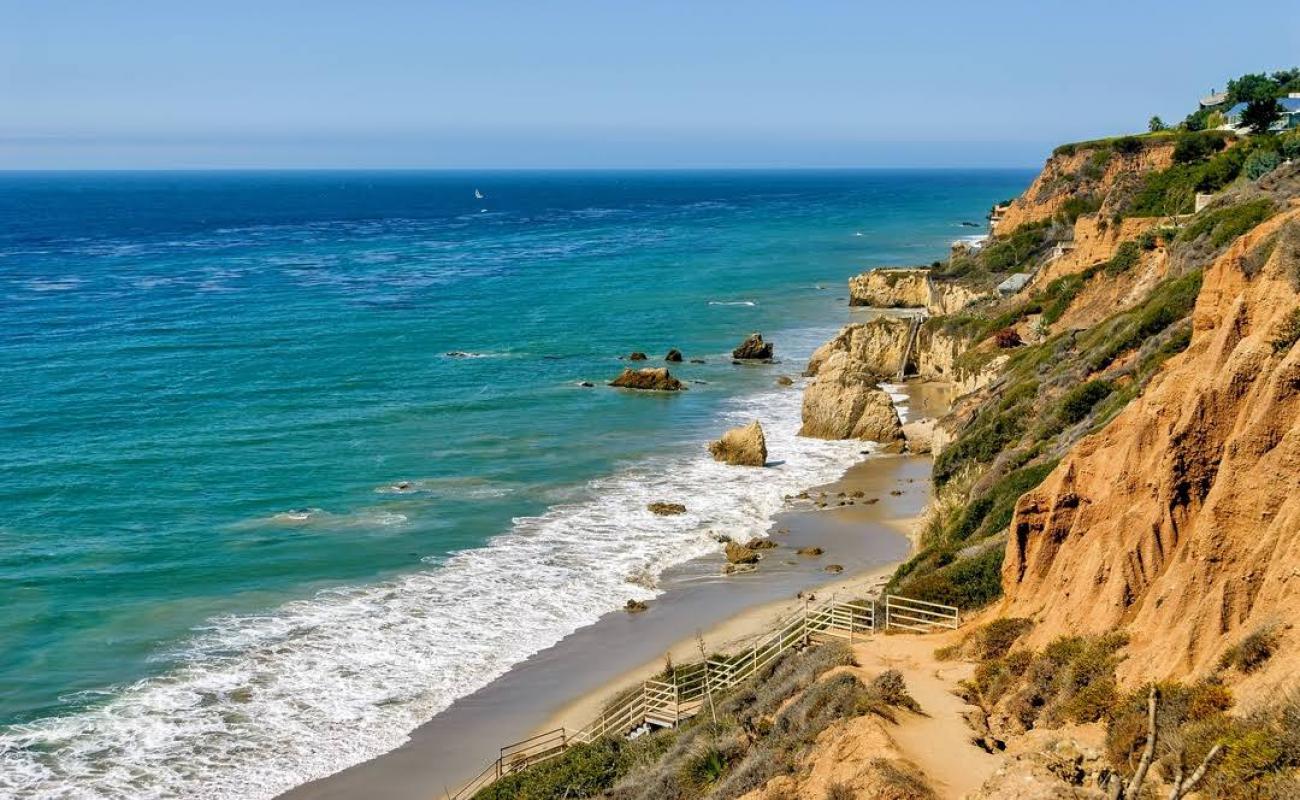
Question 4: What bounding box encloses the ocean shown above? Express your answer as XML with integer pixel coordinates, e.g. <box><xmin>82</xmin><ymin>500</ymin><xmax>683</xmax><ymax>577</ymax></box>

<box><xmin>0</xmin><ymin>169</ymin><xmax>1030</xmax><ymax>798</ymax></box>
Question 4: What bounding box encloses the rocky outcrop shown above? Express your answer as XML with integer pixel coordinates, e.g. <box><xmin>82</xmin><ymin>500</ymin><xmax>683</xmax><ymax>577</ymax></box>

<box><xmin>799</xmin><ymin>351</ymin><xmax>903</xmax><ymax>446</ymax></box>
<box><xmin>609</xmin><ymin>367</ymin><xmax>686</xmax><ymax>391</ymax></box>
<box><xmin>732</xmin><ymin>332</ymin><xmax>774</xmax><ymax>361</ymax></box>
<box><xmin>849</xmin><ymin>269</ymin><xmax>931</xmax><ymax>308</ymax></box>
<box><xmin>849</xmin><ymin>269</ymin><xmax>985</xmax><ymax>315</ymax></box>
<box><xmin>1001</xmin><ymin>210</ymin><xmax>1300</xmax><ymax>693</ymax></box>
<box><xmin>708</xmin><ymin>420</ymin><xmax>768</xmax><ymax>466</ymax></box>
<box><xmin>626</xmin><ymin>351</ymin><xmax>648</xmax><ymax>361</ymax></box>
<box><xmin>805</xmin><ymin>317</ymin><xmax>988</xmax><ymax>388</ymax></box>
<box><xmin>725</xmin><ymin>540</ymin><xmax>761</xmax><ymax>564</ymax></box>
<box><xmin>806</xmin><ymin>317</ymin><xmax>910</xmax><ymax>378</ymax></box>
<box><xmin>664</xmin><ymin>348</ymin><xmax>683</xmax><ymax>362</ymax></box>
<box><xmin>647</xmin><ymin>502</ymin><xmax>686</xmax><ymax>515</ymax></box>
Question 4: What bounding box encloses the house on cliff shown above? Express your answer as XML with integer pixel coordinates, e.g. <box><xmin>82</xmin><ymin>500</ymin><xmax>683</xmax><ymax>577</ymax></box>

<box><xmin>1222</xmin><ymin>94</ymin><xmax>1300</xmax><ymax>132</ymax></box>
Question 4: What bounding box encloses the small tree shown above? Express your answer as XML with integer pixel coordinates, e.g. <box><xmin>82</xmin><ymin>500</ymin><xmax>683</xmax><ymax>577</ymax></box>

<box><xmin>1148</xmin><ymin>116</ymin><xmax>1166</xmax><ymax>132</ymax></box>
<box><xmin>1241</xmin><ymin>97</ymin><xmax>1284</xmax><ymax>135</ymax></box>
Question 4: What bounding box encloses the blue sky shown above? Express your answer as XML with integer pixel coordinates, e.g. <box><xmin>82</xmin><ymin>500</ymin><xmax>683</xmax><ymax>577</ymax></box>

<box><xmin>3</xmin><ymin>0</ymin><xmax>1297</xmax><ymax>169</ymax></box>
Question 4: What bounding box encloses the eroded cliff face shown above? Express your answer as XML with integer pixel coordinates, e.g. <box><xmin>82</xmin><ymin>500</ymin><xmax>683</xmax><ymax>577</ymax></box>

<box><xmin>993</xmin><ymin>141</ymin><xmax>1175</xmax><ymax>234</ymax></box>
<box><xmin>1001</xmin><ymin>209</ymin><xmax>1300</xmax><ymax>694</ymax></box>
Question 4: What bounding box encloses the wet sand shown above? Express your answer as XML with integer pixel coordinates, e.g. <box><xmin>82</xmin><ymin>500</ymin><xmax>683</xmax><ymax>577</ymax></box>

<box><xmin>281</xmin><ymin>386</ymin><xmax>942</xmax><ymax>800</ymax></box>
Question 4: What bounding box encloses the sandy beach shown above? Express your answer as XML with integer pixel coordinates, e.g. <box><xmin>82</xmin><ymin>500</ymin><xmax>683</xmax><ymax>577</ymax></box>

<box><xmin>280</xmin><ymin>382</ymin><xmax>948</xmax><ymax>800</ymax></box>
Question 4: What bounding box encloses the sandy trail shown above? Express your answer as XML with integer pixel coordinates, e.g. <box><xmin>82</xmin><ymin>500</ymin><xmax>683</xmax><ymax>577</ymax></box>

<box><xmin>853</xmin><ymin>633</ymin><xmax>998</xmax><ymax>799</ymax></box>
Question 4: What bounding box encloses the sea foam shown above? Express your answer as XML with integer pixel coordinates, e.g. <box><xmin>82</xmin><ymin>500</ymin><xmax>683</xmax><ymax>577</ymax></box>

<box><xmin>0</xmin><ymin>346</ymin><xmax>871</xmax><ymax>800</ymax></box>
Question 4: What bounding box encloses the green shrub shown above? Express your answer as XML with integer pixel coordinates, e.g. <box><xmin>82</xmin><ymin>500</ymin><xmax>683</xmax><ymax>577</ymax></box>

<box><xmin>1057</xmin><ymin>380</ymin><xmax>1114</xmax><ymax>425</ymax></box>
<box><xmin>1103</xmin><ymin>241</ymin><xmax>1142</xmax><ymax>276</ymax></box>
<box><xmin>1059</xmin><ymin>194</ymin><xmax>1102</xmax><ymax>222</ymax></box>
<box><xmin>896</xmin><ymin>544</ymin><xmax>1004</xmax><ymax>609</ymax></box>
<box><xmin>1245</xmin><ymin>148</ymin><xmax>1282</xmax><ymax>180</ymax></box>
<box><xmin>1173</xmin><ymin>130</ymin><xmax>1232</xmax><ymax>164</ymax></box>
<box><xmin>1218</xmin><ymin>626</ymin><xmax>1279</xmax><ymax>673</ymax></box>
<box><xmin>1282</xmin><ymin>132</ymin><xmax>1300</xmax><ymax>161</ymax></box>
<box><xmin>474</xmin><ymin>736</ymin><xmax>649</xmax><ymax>800</ymax></box>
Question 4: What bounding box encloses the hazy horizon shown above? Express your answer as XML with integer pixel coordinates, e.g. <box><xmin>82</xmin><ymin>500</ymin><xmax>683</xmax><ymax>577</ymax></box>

<box><xmin>5</xmin><ymin>0</ymin><xmax>1298</xmax><ymax>170</ymax></box>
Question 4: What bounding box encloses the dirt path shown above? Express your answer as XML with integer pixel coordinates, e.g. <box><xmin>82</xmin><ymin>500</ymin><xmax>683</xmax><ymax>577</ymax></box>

<box><xmin>853</xmin><ymin>633</ymin><xmax>998</xmax><ymax>799</ymax></box>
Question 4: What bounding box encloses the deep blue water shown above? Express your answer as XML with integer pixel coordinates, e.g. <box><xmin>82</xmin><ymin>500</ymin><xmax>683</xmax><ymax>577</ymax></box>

<box><xmin>0</xmin><ymin>169</ymin><xmax>1029</xmax><ymax>798</ymax></box>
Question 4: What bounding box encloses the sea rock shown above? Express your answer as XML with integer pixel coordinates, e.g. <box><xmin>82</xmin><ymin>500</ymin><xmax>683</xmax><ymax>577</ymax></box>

<box><xmin>609</xmin><ymin>367</ymin><xmax>686</xmax><ymax>391</ymax></box>
<box><xmin>665</xmin><ymin>348</ymin><xmax>683</xmax><ymax>362</ymax></box>
<box><xmin>689</xmin><ymin>358</ymin><xmax>706</xmax><ymax>364</ymax></box>
<box><xmin>725</xmin><ymin>541</ymin><xmax>761</xmax><ymax>564</ymax></box>
<box><xmin>744</xmin><ymin>537</ymin><xmax>778</xmax><ymax>550</ymax></box>
<box><xmin>796</xmin><ymin>546</ymin><xmax>824</xmax><ymax>556</ymax></box>
<box><xmin>776</xmin><ymin>375</ymin><xmax>794</xmax><ymax>386</ymax></box>
<box><xmin>578</xmin><ymin>381</ymin><xmax>595</xmax><ymax>388</ymax></box>
<box><xmin>708</xmin><ymin>420</ymin><xmax>767</xmax><ymax>466</ymax></box>
<box><xmin>626</xmin><ymin>351</ymin><xmax>648</xmax><ymax>361</ymax></box>
<box><xmin>731</xmin><ymin>332</ymin><xmax>774</xmax><ymax>360</ymax></box>
<box><xmin>824</xmin><ymin>564</ymin><xmax>844</xmax><ymax>574</ymax></box>
<box><xmin>625</xmin><ymin>599</ymin><xmax>648</xmax><ymax>613</ymax></box>
<box><xmin>799</xmin><ymin>351</ymin><xmax>904</xmax><ymax>447</ymax></box>
<box><xmin>647</xmin><ymin>501</ymin><xmax>687</xmax><ymax>516</ymax></box>
<box><xmin>723</xmin><ymin>563</ymin><xmax>758</xmax><ymax>575</ymax></box>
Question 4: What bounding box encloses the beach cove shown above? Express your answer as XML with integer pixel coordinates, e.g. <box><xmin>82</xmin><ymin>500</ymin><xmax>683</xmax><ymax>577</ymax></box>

<box><xmin>0</xmin><ymin>171</ymin><xmax>1024</xmax><ymax>799</ymax></box>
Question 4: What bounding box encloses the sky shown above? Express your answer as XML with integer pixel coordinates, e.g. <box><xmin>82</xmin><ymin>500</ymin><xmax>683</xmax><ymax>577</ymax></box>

<box><xmin>2</xmin><ymin>0</ymin><xmax>1298</xmax><ymax>170</ymax></box>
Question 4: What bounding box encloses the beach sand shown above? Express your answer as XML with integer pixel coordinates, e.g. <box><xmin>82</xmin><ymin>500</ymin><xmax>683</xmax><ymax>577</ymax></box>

<box><xmin>280</xmin><ymin>382</ymin><xmax>942</xmax><ymax>800</ymax></box>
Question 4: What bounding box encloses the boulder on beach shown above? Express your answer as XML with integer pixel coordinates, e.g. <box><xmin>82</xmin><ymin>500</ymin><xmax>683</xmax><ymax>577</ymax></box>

<box><xmin>824</xmin><ymin>564</ymin><xmax>844</xmax><ymax>574</ymax></box>
<box><xmin>708</xmin><ymin>420</ymin><xmax>767</xmax><ymax>466</ymax></box>
<box><xmin>625</xmin><ymin>599</ymin><xmax>648</xmax><ymax>613</ymax></box>
<box><xmin>799</xmin><ymin>351</ymin><xmax>904</xmax><ymax>448</ymax></box>
<box><xmin>902</xmin><ymin>419</ymin><xmax>935</xmax><ymax>454</ymax></box>
<box><xmin>725</xmin><ymin>541</ymin><xmax>761</xmax><ymax>564</ymax></box>
<box><xmin>665</xmin><ymin>348</ymin><xmax>683</xmax><ymax>362</ymax></box>
<box><xmin>776</xmin><ymin>375</ymin><xmax>794</xmax><ymax>387</ymax></box>
<box><xmin>609</xmin><ymin>367</ymin><xmax>686</xmax><ymax>391</ymax></box>
<box><xmin>796</xmin><ymin>546</ymin><xmax>824</xmax><ymax>556</ymax></box>
<box><xmin>731</xmin><ymin>332</ymin><xmax>774</xmax><ymax>361</ymax></box>
<box><xmin>626</xmin><ymin>351</ymin><xmax>648</xmax><ymax>361</ymax></box>
<box><xmin>647</xmin><ymin>501</ymin><xmax>687</xmax><ymax>516</ymax></box>
<box><xmin>744</xmin><ymin>537</ymin><xmax>779</xmax><ymax>550</ymax></box>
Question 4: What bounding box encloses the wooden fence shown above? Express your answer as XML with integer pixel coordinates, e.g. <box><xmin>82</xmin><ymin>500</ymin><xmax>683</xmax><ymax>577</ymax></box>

<box><xmin>449</xmin><ymin>593</ymin><xmax>956</xmax><ymax>799</ymax></box>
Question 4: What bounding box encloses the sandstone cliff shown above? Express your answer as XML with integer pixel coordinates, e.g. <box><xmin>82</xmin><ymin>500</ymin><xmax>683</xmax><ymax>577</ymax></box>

<box><xmin>849</xmin><ymin>268</ymin><xmax>985</xmax><ymax>315</ymax></box>
<box><xmin>1001</xmin><ymin>208</ymin><xmax>1300</xmax><ymax>693</ymax></box>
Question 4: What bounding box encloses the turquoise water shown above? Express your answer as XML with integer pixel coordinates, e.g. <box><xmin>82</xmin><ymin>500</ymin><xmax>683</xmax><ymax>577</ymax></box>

<box><xmin>0</xmin><ymin>169</ymin><xmax>1029</xmax><ymax>798</ymax></box>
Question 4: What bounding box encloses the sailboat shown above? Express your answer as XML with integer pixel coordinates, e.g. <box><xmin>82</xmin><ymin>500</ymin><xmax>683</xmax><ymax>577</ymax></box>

<box><xmin>474</xmin><ymin>189</ymin><xmax>484</xmax><ymax>200</ymax></box>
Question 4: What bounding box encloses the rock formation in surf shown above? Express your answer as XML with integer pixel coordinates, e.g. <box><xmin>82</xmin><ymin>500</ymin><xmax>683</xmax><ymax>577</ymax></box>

<box><xmin>732</xmin><ymin>332</ymin><xmax>774</xmax><ymax>360</ymax></box>
<box><xmin>799</xmin><ymin>350</ymin><xmax>903</xmax><ymax>446</ymax></box>
<box><xmin>609</xmin><ymin>367</ymin><xmax>686</xmax><ymax>391</ymax></box>
<box><xmin>708</xmin><ymin>420</ymin><xmax>768</xmax><ymax>466</ymax></box>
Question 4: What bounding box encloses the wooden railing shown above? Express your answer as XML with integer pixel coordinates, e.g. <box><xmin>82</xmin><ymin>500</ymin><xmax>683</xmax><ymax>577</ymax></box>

<box><xmin>884</xmin><ymin>594</ymin><xmax>959</xmax><ymax>632</ymax></box>
<box><xmin>448</xmin><ymin>593</ymin><xmax>953</xmax><ymax>799</ymax></box>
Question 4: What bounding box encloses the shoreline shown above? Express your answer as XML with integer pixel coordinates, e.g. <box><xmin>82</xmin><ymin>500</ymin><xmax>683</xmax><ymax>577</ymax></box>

<box><xmin>281</xmin><ymin>380</ymin><xmax>949</xmax><ymax>800</ymax></box>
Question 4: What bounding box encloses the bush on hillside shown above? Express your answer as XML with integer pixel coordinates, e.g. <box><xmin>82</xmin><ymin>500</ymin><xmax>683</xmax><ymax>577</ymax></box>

<box><xmin>1173</xmin><ymin>130</ymin><xmax>1232</xmax><ymax>164</ymax></box>
<box><xmin>1245</xmin><ymin>148</ymin><xmax>1282</xmax><ymax>179</ymax></box>
<box><xmin>994</xmin><ymin>328</ymin><xmax>1022</xmax><ymax>348</ymax></box>
<box><xmin>1218</xmin><ymin>626</ymin><xmax>1279</xmax><ymax>673</ymax></box>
